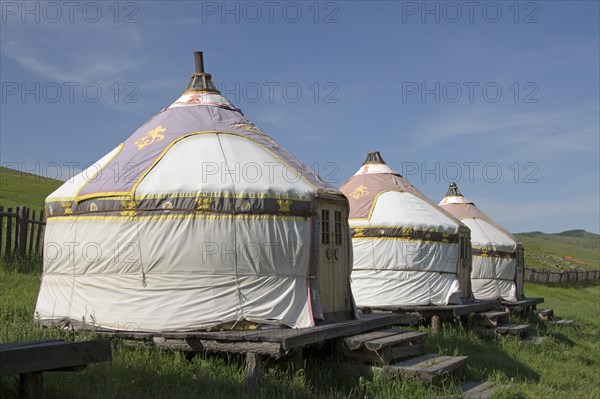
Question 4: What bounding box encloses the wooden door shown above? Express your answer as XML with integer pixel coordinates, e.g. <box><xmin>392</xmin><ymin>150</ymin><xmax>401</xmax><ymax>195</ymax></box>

<box><xmin>316</xmin><ymin>199</ymin><xmax>351</xmax><ymax>321</ymax></box>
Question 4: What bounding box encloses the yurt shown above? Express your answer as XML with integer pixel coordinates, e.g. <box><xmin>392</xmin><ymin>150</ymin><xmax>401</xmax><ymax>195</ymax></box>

<box><xmin>439</xmin><ymin>182</ymin><xmax>524</xmax><ymax>302</ymax></box>
<box><xmin>35</xmin><ymin>52</ymin><xmax>354</xmax><ymax>332</ymax></box>
<box><xmin>339</xmin><ymin>152</ymin><xmax>473</xmax><ymax>308</ymax></box>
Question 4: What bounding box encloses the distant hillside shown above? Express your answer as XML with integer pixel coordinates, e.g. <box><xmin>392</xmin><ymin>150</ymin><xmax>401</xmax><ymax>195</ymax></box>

<box><xmin>516</xmin><ymin>230</ymin><xmax>600</xmax><ymax>270</ymax></box>
<box><xmin>0</xmin><ymin>167</ymin><xmax>62</xmax><ymax>210</ymax></box>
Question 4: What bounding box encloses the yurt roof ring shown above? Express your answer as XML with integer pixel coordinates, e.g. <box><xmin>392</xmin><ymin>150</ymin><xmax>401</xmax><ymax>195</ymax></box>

<box><xmin>184</xmin><ymin>51</ymin><xmax>220</xmax><ymax>93</ymax></box>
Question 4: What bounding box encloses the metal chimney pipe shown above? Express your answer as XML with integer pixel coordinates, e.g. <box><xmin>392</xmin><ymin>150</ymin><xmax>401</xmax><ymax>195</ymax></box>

<box><xmin>194</xmin><ymin>51</ymin><xmax>204</xmax><ymax>74</ymax></box>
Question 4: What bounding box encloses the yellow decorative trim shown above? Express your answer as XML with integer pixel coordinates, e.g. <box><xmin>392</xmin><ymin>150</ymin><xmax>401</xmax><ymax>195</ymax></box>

<box><xmin>349</xmin><ymin>223</ymin><xmax>458</xmax><ymax>235</ymax></box>
<box><xmin>75</xmin><ymin>143</ymin><xmax>125</xmax><ymax>201</ymax></box>
<box><xmin>134</xmin><ymin>125</ymin><xmax>166</xmax><ymax>150</ymax></box>
<box><xmin>347</xmin><ymin>189</ymin><xmax>404</xmax><ymax>221</ymax></box>
<box><xmin>49</xmin><ymin>193</ymin><xmax>312</xmax><ymax>203</ymax></box>
<box><xmin>352</xmin><ymin>236</ymin><xmax>456</xmax><ymax>245</ymax></box>
<box><xmin>46</xmin><ymin>213</ymin><xmax>307</xmax><ymax>222</ymax></box>
<box><xmin>277</xmin><ymin>199</ymin><xmax>292</xmax><ymax>214</ymax></box>
<box><xmin>120</xmin><ymin>200</ymin><xmax>137</xmax><ymax>217</ymax></box>
<box><xmin>61</xmin><ymin>202</ymin><xmax>73</xmax><ymax>215</ymax></box>
<box><xmin>348</xmin><ymin>185</ymin><xmax>369</xmax><ymax>199</ymax></box>
<box><xmin>353</xmin><ymin>227</ymin><xmax>365</xmax><ymax>237</ymax></box>
<box><xmin>129</xmin><ymin>130</ymin><xmax>322</xmax><ymax>199</ymax></box>
<box><xmin>134</xmin><ymin>192</ymin><xmax>312</xmax><ymax>201</ymax></box>
<box><xmin>196</xmin><ymin>197</ymin><xmax>214</xmax><ymax>212</ymax></box>
<box><xmin>181</xmin><ymin>89</ymin><xmax>221</xmax><ymax>95</ymax></box>
<box><xmin>74</xmin><ymin>130</ymin><xmax>336</xmax><ymax>203</ymax></box>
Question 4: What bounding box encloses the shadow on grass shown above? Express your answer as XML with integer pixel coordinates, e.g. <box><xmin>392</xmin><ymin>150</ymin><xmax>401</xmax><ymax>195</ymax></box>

<box><xmin>425</xmin><ymin>323</ymin><xmax>540</xmax><ymax>383</ymax></box>
<box><xmin>0</xmin><ymin>342</ymin><xmax>330</xmax><ymax>399</ymax></box>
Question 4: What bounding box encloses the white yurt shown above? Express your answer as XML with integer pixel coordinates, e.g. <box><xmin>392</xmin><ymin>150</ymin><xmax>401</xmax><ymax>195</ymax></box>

<box><xmin>35</xmin><ymin>52</ymin><xmax>354</xmax><ymax>332</ymax></box>
<box><xmin>439</xmin><ymin>182</ymin><xmax>524</xmax><ymax>301</ymax></box>
<box><xmin>339</xmin><ymin>152</ymin><xmax>473</xmax><ymax>308</ymax></box>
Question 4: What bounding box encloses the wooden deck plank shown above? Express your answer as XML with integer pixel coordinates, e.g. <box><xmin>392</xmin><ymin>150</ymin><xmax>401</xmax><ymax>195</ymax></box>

<box><xmin>373</xmin><ymin>300</ymin><xmax>500</xmax><ymax>318</ymax></box>
<box><xmin>94</xmin><ymin>314</ymin><xmax>418</xmax><ymax>356</ymax></box>
<box><xmin>364</xmin><ymin>331</ymin><xmax>427</xmax><ymax>351</ymax></box>
<box><xmin>151</xmin><ymin>337</ymin><xmax>284</xmax><ymax>358</ymax></box>
<box><xmin>420</xmin><ymin>355</ymin><xmax>468</xmax><ymax>374</ymax></box>
<box><xmin>280</xmin><ymin>314</ymin><xmax>414</xmax><ymax>350</ymax></box>
<box><xmin>496</xmin><ymin>324</ymin><xmax>529</xmax><ymax>336</ymax></box>
<box><xmin>385</xmin><ymin>354</ymin><xmax>468</xmax><ymax>384</ymax></box>
<box><xmin>344</xmin><ymin>328</ymin><xmax>407</xmax><ymax>350</ymax></box>
<box><xmin>476</xmin><ymin>310</ymin><xmax>510</xmax><ymax>319</ymax></box>
<box><xmin>0</xmin><ymin>340</ymin><xmax>112</xmax><ymax>376</ymax></box>
<box><xmin>501</xmin><ymin>297</ymin><xmax>544</xmax><ymax>308</ymax></box>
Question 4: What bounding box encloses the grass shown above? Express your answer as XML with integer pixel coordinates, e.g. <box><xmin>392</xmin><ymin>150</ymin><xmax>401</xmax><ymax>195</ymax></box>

<box><xmin>1</xmin><ymin>260</ymin><xmax>599</xmax><ymax>398</ymax></box>
<box><xmin>0</xmin><ymin>166</ymin><xmax>62</xmax><ymax>210</ymax></box>
<box><xmin>0</xmin><ymin>172</ymin><xmax>598</xmax><ymax>397</ymax></box>
<box><xmin>516</xmin><ymin>231</ymin><xmax>600</xmax><ymax>270</ymax></box>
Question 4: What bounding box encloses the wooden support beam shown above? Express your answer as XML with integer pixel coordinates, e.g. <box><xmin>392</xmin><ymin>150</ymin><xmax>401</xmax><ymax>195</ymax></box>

<box><xmin>151</xmin><ymin>337</ymin><xmax>284</xmax><ymax>358</ymax></box>
<box><xmin>244</xmin><ymin>352</ymin><xmax>262</xmax><ymax>389</ymax></box>
<box><xmin>0</xmin><ymin>340</ymin><xmax>112</xmax><ymax>376</ymax></box>
<box><xmin>20</xmin><ymin>372</ymin><xmax>43</xmax><ymax>399</ymax></box>
<box><xmin>431</xmin><ymin>315</ymin><xmax>441</xmax><ymax>335</ymax></box>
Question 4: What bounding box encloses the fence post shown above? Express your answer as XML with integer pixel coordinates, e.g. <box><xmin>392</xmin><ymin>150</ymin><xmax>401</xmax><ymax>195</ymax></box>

<box><xmin>0</xmin><ymin>205</ymin><xmax>4</xmax><ymax>256</ymax></box>
<box><xmin>28</xmin><ymin>209</ymin><xmax>36</xmax><ymax>256</ymax></box>
<box><xmin>5</xmin><ymin>207</ymin><xmax>13</xmax><ymax>257</ymax></box>
<box><xmin>18</xmin><ymin>207</ymin><xmax>29</xmax><ymax>257</ymax></box>
<box><xmin>35</xmin><ymin>210</ymin><xmax>45</xmax><ymax>256</ymax></box>
<box><xmin>14</xmin><ymin>206</ymin><xmax>21</xmax><ymax>255</ymax></box>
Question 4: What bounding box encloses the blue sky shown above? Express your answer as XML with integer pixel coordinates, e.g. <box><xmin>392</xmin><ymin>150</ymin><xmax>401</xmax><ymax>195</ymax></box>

<box><xmin>1</xmin><ymin>1</ymin><xmax>598</xmax><ymax>234</ymax></box>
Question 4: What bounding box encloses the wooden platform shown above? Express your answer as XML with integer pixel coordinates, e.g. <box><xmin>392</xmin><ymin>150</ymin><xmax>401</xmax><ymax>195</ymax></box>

<box><xmin>501</xmin><ymin>297</ymin><xmax>544</xmax><ymax>309</ymax></box>
<box><xmin>473</xmin><ymin>310</ymin><xmax>510</xmax><ymax>328</ymax></box>
<box><xmin>473</xmin><ymin>310</ymin><xmax>530</xmax><ymax>338</ymax></box>
<box><xmin>536</xmin><ymin>308</ymin><xmax>555</xmax><ymax>321</ymax></box>
<box><xmin>384</xmin><ymin>353</ymin><xmax>469</xmax><ymax>385</ymax></box>
<box><xmin>495</xmin><ymin>323</ymin><xmax>530</xmax><ymax>337</ymax></box>
<box><xmin>341</xmin><ymin>327</ymin><xmax>469</xmax><ymax>386</ymax></box>
<box><xmin>0</xmin><ymin>340</ymin><xmax>112</xmax><ymax>399</ymax></box>
<box><xmin>342</xmin><ymin>328</ymin><xmax>427</xmax><ymax>364</ymax></box>
<box><xmin>379</xmin><ymin>300</ymin><xmax>501</xmax><ymax>318</ymax></box>
<box><xmin>98</xmin><ymin>313</ymin><xmax>418</xmax><ymax>359</ymax></box>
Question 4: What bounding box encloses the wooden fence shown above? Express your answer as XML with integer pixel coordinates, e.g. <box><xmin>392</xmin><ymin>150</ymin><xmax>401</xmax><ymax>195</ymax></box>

<box><xmin>524</xmin><ymin>267</ymin><xmax>600</xmax><ymax>283</ymax></box>
<box><xmin>0</xmin><ymin>206</ymin><xmax>46</xmax><ymax>258</ymax></box>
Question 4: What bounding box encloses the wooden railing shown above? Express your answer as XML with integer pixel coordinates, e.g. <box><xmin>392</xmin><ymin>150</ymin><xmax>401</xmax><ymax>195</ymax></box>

<box><xmin>524</xmin><ymin>267</ymin><xmax>600</xmax><ymax>283</ymax></box>
<box><xmin>0</xmin><ymin>206</ymin><xmax>46</xmax><ymax>258</ymax></box>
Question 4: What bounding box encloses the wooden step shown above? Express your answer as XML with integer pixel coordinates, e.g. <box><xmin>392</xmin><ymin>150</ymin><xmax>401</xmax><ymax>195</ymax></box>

<box><xmin>384</xmin><ymin>353</ymin><xmax>468</xmax><ymax>385</ymax></box>
<box><xmin>462</xmin><ymin>380</ymin><xmax>503</xmax><ymax>398</ymax></box>
<box><xmin>548</xmin><ymin>318</ymin><xmax>575</xmax><ymax>326</ymax></box>
<box><xmin>476</xmin><ymin>310</ymin><xmax>510</xmax><ymax>319</ymax></box>
<box><xmin>343</xmin><ymin>330</ymin><xmax>427</xmax><ymax>364</ymax></box>
<box><xmin>536</xmin><ymin>308</ymin><xmax>554</xmax><ymax>321</ymax></box>
<box><xmin>473</xmin><ymin>311</ymin><xmax>510</xmax><ymax>327</ymax></box>
<box><xmin>364</xmin><ymin>331</ymin><xmax>427</xmax><ymax>351</ymax></box>
<box><xmin>343</xmin><ymin>328</ymin><xmax>406</xmax><ymax>350</ymax></box>
<box><xmin>496</xmin><ymin>324</ymin><xmax>529</xmax><ymax>337</ymax></box>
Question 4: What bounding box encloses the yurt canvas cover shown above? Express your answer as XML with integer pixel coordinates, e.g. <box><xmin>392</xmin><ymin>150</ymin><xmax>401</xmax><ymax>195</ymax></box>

<box><xmin>35</xmin><ymin>53</ymin><xmax>354</xmax><ymax>332</ymax></box>
<box><xmin>339</xmin><ymin>152</ymin><xmax>473</xmax><ymax>307</ymax></box>
<box><xmin>439</xmin><ymin>183</ymin><xmax>524</xmax><ymax>301</ymax></box>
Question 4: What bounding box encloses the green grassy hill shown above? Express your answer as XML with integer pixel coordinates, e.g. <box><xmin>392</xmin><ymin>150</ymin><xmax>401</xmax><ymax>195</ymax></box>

<box><xmin>516</xmin><ymin>230</ymin><xmax>600</xmax><ymax>270</ymax></box>
<box><xmin>0</xmin><ymin>167</ymin><xmax>62</xmax><ymax>210</ymax></box>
